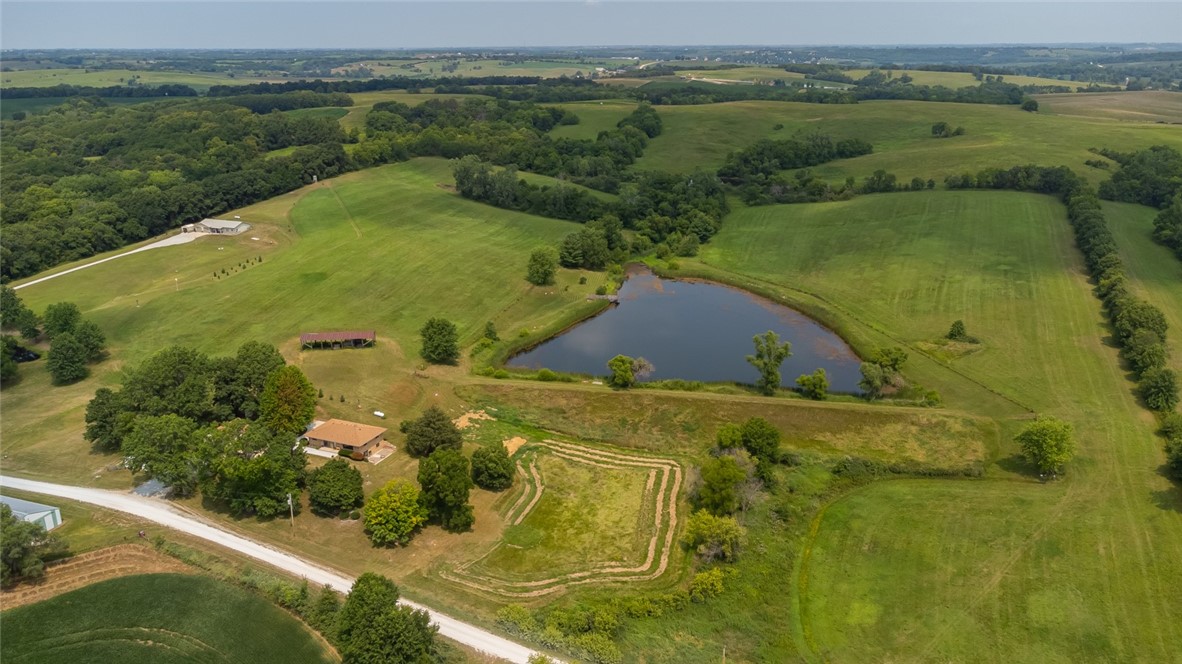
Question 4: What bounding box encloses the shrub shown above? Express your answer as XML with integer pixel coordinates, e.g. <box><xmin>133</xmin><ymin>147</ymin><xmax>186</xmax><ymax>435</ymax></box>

<box><xmin>471</xmin><ymin>445</ymin><xmax>514</xmax><ymax>491</ymax></box>
<box><xmin>689</xmin><ymin>568</ymin><xmax>726</xmax><ymax>602</ymax></box>
<box><xmin>494</xmin><ymin>369</ymin><xmax>510</xmax><ymax>379</ymax></box>
<box><xmin>796</xmin><ymin>368</ymin><xmax>829</xmax><ymax>400</ymax></box>
<box><xmin>682</xmin><ymin>510</ymin><xmax>746</xmax><ymax>562</ymax></box>
<box><xmin>307</xmin><ymin>458</ymin><xmax>364</xmax><ymax>514</ymax></box>
<box><xmin>536</xmin><ymin>368</ymin><xmax>558</xmax><ymax>381</ymax></box>
<box><xmin>364</xmin><ymin>480</ymin><xmax>428</xmax><ymax>546</ymax></box>
<box><xmin>1139</xmin><ymin>367</ymin><xmax>1179</xmax><ymax>412</ymax></box>
<box><xmin>1016</xmin><ymin>416</ymin><xmax>1076</xmax><ymax>475</ymax></box>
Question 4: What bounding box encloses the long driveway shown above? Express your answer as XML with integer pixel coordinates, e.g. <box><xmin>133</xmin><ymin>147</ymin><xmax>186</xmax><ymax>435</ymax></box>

<box><xmin>0</xmin><ymin>475</ymin><xmax>545</xmax><ymax>664</ymax></box>
<box><xmin>12</xmin><ymin>232</ymin><xmax>209</xmax><ymax>290</ymax></box>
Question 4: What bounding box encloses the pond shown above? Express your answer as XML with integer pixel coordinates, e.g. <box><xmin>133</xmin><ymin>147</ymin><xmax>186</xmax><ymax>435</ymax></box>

<box><xmin>509</xmin><ymin>266</ymin><xmax>863</xmax><ymax>392</ymax></box>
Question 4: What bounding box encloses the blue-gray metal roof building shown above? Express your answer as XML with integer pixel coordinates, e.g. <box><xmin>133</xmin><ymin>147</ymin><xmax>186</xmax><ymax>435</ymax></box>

<box><xmin>0</xmin><ymin>495</ymin><xmax>63</xmax><ymax>531</ymax></box>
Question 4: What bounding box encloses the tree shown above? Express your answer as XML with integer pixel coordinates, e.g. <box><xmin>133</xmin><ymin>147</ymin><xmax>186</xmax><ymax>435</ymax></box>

<box><xmin>259</xmin><ymin>365</ymin><xmax>317</xmax><ymax>436</ymax></box>
<box><xmin>417</xmin><ymin>448</ymin><xmax>475</xmax><ymax>533</ymax></box>
<box><xmin>402</xmin><ymin>406</ymin><xmax>462</xmax><ymax>458</ymax></box>
<box><xmin>1</xmin><ymin>349</ymin><xmax>16</xmax><ymax>385</ymax></box>
<box><xmin>0</xmin><ymin>287</ymin><xmax>36</xmax><ymax>336</ymax></box>
<box><xmin>121</xmin><ymin>346</ymin><xmax>215</xmax><ymax>423</ymax></box>
<box><xmin>364</xmin><ymin>480</ymin><xmax>429</xmax><ymax>546</ymax></box>
<box><xmin>1016</xmin><ymin>416</ymin><xmax>1076</xmax><ymax>475</ymax></box>
<box><xmin>1139</xmin><ymin>367</ymin><xmax>1180</xmax><ymax>412</ymax></box>
<box><xmin>715</xmin><ymin>423</ymin><xmax>743</xmax><ymax>450</ymax></box>
<box><xmin>46</xmin><ymin>332</ymin><xmax>89</xmax><ymax>385</ymax></box>
<box><xmin>1021</xmin><ymin>99</ymin><xmax>1039</xmax><ymax>112</ymax></box>
<box><xmin>214</xmin><ymin>341</ymin><xmax>285</xmax><ymax>419</ymax></box>
<box><xmin>483</xmin><ymin>321</ymin><xmax>499</xmax><ymax>341</ymax></box>
<box><xmin>338</xmin><ymin>573</ymin><xmax>401</xmax><ymax>645</ymax></box>
<box><xmin>870</xmin><ymin>347</ymin><xmax>908</xmax><ymax>373</ymax></box>
<box><xmin>682</xmin><ymin>509</ymin><xmax>746</xmax><ymax>562</ymax></box>
<box><xmin>947</xmin><ymin>319</ymin><xmax>969</xmax><ymax>341</ymax></box>
<box><xmin>931</xmin><ymin>121</ymin><xmax>949</xmax><ymax>137</ymax></box>
<box><xmin>525</xmin><ymin>247</ymin><xmax>558</xmax><ymax>286</ymax></box>
<box><xmin>121</xmin><ymin>414</ymin><xmax>201</xmax><ymax>495</ymax></box>
<box><xmin>607</xmin><ymin>354</ymin><xmax>636</xmax><ymax>388</ymax></box>
<box><xmin>308</xmin><ymin>458</ymin><xmax>364</xmax><ymax>514</ymax></box>
<box><xmin>698</xmin><ymin>455</ymin><xmax>747</xmax><ymax>515</ymax></box>
<box><xmin>42</xmin><ymin>302</ymin><xmax>81</xmax><ymax>339</ymax></box>
<box><xmin>198</xmin><ymin>420</ymin><xmax>305</xmax><ymax>517</ymax></box>
<box><xmin>1124</xmin><ymin>328</ymin><xmax>1168</xmax><ymax>375</ymax></box>
<box><xmin>73</xmin><ymin>319</ymin><xmax>107</xmax><ymax>362</ymax></box>
<box><xmin>471</xmin><ymin>445</ymin><xmax>514</xmax><ymax>491</ymax></box>
<box><xmin>341</xmin><ymin>602</ymin><xmax>437</xmax><ymax>664</ymax></box>
<box><xmin>746</xmin><ymin>330</ymin><xmax>791</xmax><ymax>395</ymax></box>
<box><xmin>859</xmin><ymin>362</ymin><xmax>887</xmax><ymax>399</ymax></box>
<box><xmin>1</xmin><ymin>504</ymin><xmax>66</xmax><ymax>585</ymax></box>
<box><xmin>419</xmin><ymin>318</ymin><xmax>459</xmax><ymax>365</ymax></box>
<box><xmin>796</xmin><ymin>368</ymin><xmax>829</xmax><ymax>400</ymax></box>
<box><xmin>308</xmin><ymin>584</ymin><xmax>342</xmax><ymax>637</ymax></box>
<box><xmin>740</xmin><ymin>417</ymin><xmax>780</xmax><ymax>482</ymax></box>
<box><xmin>84</xmin><ymin>387</ymin><xmax>131</xmax><ymax>451</ymax></box>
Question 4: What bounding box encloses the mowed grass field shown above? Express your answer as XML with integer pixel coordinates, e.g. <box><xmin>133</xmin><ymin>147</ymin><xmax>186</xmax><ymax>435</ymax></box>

<box><xmin>695</xmin><ymin>190</ymin><xmax>1182</xmax><ymax>662</ymax></box>
<box><xmin>846</xmin><ymin>68</ymin><xmax>1074</xmax><ymax>89</ymax></box>
<box><xmin>1034</xmin><ymin>90</ymin><xmax>1182</xmax><ymax>124</ymax></box>
<box><xmin>634</xmin><ymin>100</ymin><xmax>1182</xmax><ymax>186</ymax></box>
<box><xmin>0</xmin><ymin>573</ymin><xmax>336</xmax><ymax>663</ymax></box>
<box><xmin>676</xmin><ymin>67</ymin><xmax>808</xmax><ymax>83</ymax></box>
<box><xmin>0</xmin><ymin>68</ymin><xmax>281</xmax><ymax>91</ymax></box>
<box><xmin>1</xmin><ymin>158</ymin><xmax>600</xmax><ymax>485</ymax></box>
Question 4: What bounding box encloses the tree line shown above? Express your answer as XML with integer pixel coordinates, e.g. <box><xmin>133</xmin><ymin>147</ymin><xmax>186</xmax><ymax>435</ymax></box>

<box><xmin>1095</xmin><ymin>145</ymin><xmax>1182</xmax><ymax>263</ymax></box>
<box><xmin>0</xmin><ymin>83</ymin><xmax>199</xmax><ymax>99</ymax></box>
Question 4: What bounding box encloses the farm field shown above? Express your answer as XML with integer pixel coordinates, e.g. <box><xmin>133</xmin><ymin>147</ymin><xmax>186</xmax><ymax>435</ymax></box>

<box><xmin>0</xmin><ymin>67</ymin><xmax>281</xmax><ymax>90</ymax></box>
<box><xmin>686</xmin><ymin>190</ymin><xmax>1182</xmax><ymax>662</ymax></box>
<box><xmin>0</xmin><ymin>574</ymin><xmax>337</xmax><ymax>663</ymax></box>
<box><xmin>676</xmin><ymin>66</ymin><xmax>808</xmax><ymax>83</ymax></box>
<box><xmin>346</xmin><ymin>58</ymin><xmax>623</xmax><ymax>80</ymax></box>
<box><xmin>1034</xmin><ymin>90</ymin><xmax>1182</xmax><ymax>123</ymax></box>
<box><xmin>635</xmin><ymin>100</ymin><xmax>1182</xmax><ymax>185</ymax></box>
<box><xmin>845</xmin><ymin>68</ymin><xmax>1075</xmax><ymax>88</ymax></box>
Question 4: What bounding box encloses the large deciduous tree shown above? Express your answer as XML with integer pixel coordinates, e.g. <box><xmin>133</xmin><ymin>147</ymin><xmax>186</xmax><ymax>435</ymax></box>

<box><xmin>1016</xmin><ymin>416</ymin><xmax>1076</xmax><ymax>476</ymax></box>
<box><xmin>746</xmin><ymin>330</ymin><xmax>791</xmax><ymax>395</ymax></box>
<box><xmin>337</xmin><ymin>573</ymin><xmax>437</xmax><ymax>664</ymax></box>
<box><xmin>796</xmin><ymin>368</ymin><xmax>829</xmax><ymax>400</ymax></box>
<box><xmin>46</xmin><ymin>332</ymin><xmax>89</xmax><ymax>385</ymax></box>
<box><xmin>697</xmin><ymin>455</ymin><xmax>747</xmax><ymax>516</ymax></box>
<box><xmin>308</xmin><ymin>458</ymin><xmax>364</xmax><ymax>515</ymax></box>
<box><xmin>259</xmin><ymin>365</ymin><xmax>317</xmax><ymax>436</ymax></box>
<box><xmin>401</xmin><ymin>406</ymin><xmax>462</xmax><ymax>458</ymax></box>
<box><xmin>682</xmin><ymin>509</ymin><xmax>746</xmax><ymax>562</ymax></box>
<box><xmin>214</xmin><ymin>341</ymin><xmax>286</xmax><ymax>420</ymax></box>
<box><xmin>121</xmin><ymin>414</ymin><xmax>201</xmax><ymax>495</ymax></box>
<box><xmin>42</xmin><ymin>302</ymin><xmax>81</xmax><ymax>340</ymax></box>
<box><xmin>1139</xmin><ymin>367</ymin><xmax>1180</xmax><ymax>412</ymax></box>
<box><xmin>121</xmin><ymin>346</ymin><xmax>216</xmax><ymax>423</ymax></box>
<box><xmin>419</xmin><ymin>318</ymin><xmax>459</xmax><ymax>365</ymax></box>
<box><xmin>525</xmin><ymin>247</ymin><xmax>558</xmax><ymax>286</ymax></box>
<box><xmin>364</xmin><ymin>480</ymin><xmax>428</xmax><ymax>546</ymax></box>
<box><xmin>417</xmin><ymin>448</ymin><xmax>475</xmax><ymax>533</ymax></box>
<box><xmin>197</xmin><ymin>420</ymin><xmax>306</xmax><ymax>517</ymax></box>
<box><xmin>73</xmin><ymin>319</ymin><xmax>107</xmax><ymax>363</ymax></box>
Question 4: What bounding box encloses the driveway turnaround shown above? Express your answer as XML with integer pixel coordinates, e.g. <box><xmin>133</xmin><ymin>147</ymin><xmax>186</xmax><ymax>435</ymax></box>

<box><xmin>0</xmin><ymin>475</ymin><xmax>548</xmax><ymax>664</ymax></box>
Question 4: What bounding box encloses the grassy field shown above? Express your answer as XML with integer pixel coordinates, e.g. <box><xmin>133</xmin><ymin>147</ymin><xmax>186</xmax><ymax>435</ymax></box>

<box><xmin>0</xmin><ymin>68</ymin><xmax>281</xmax><ymax>90</ymax></box>
<box><xmin>0</xmin><ymin>573</ymin><xmax>337</xmax><ymax>663</ymax></box>
<box><xmin>846</xmin><ymin>68</ymin><xmax>1075</xmax><ymax>89</ymax></box>
<box><xmin>350</xmin><ymin>58</ymin><xmax>622</xmax><ymax>80</ymax></box>
<box><xmin>1034</xmin><ymin>90</ymin><xmax>1182</xmax><ymax>124</ymax></box>
<box><xmin>676</xmin><ymin>67</ymin><xmax>808</xmax><ymax>83</ymax></box>
<box><xmin>683</xmin><ymin>190</ymin><xmax>1182</xmax><ymax>662</ymax></box>
<box><xmin>634</xmin><ymin>100</ymin><xmax>1182</xmax><ymax>186</ymax></box>
<box><xmin>1105</xmin><ymin>201</ymin><xmax>1182</xmax><ymax>373</ymax></box>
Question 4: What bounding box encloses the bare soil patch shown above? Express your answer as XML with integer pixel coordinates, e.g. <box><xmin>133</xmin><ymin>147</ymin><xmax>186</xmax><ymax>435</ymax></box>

<box><xmin>0</xmin><ymin>544</ymin><xmax>190</xmax><ymax>610</ymax></box>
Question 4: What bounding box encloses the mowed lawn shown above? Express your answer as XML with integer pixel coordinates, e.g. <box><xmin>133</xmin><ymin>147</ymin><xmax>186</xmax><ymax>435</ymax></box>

<box><xmin>700</xmin><ymin>190</ymin><xmax>1182</xmax><ymax>661</ymax></box>
<box><xmin>1</xmin><ymin>158</ymin><xmax>591</xmax><ymax>483</ymax></box>
<box><xmin>634</xmin><ymin>100</ymin><xmax>1182</xmax><ymax>186</ymax></box>
<box><xmin>0</xmin><ymin>573</ymin><xmax>336</xmax><ymax>663</ymax></box>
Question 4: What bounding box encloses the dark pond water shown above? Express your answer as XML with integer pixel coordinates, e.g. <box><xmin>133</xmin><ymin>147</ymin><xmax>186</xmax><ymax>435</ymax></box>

<box><xmin>509</xmin><ymin>266</ymin><xmax>863</xmax><ymax>393</ymax></box>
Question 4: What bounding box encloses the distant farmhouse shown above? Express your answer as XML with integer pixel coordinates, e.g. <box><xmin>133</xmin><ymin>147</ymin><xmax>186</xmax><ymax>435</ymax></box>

<box><xmin>0</xmin><ymin>495</ymin><xmax>63</xmax><ymax>531</ymax></box>
<box><xmin>182</xmin><ymin>218</ymin><xmax>251</xmax><ymax>235</ymax></box>
<box><xmin>303</xmin><ymin>419</ymin><xmax>387</xmax><ymax>458</ymax></box>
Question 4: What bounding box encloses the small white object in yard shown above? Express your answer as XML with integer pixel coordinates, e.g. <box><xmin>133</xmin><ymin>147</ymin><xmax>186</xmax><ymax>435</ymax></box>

<box><xmin>591</xmin><ymin>380</ymin><xmax>603</xmax><ymax>385</ymax></box>
<box><xmin>374</xmin><ymin>410</ymin><xmax>385</xmax><ymax>418</ymax></box>
<box><xmin>234</xmin><ymin>215</ymin><xmax>241</xmax><ymax>219</ymax></box>
<box><xmin>251</xmin><ymin>237</ymin><xmax>260</xmax><ymax>241</ymax></box>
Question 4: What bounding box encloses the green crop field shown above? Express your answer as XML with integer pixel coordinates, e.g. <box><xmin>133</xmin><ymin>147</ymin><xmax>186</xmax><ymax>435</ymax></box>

<box><xmin>0</xmin><ymin>574</ymin><xmax>336</xmax><ymax>663</ymax></box>
<box><xmin>635</xmin><ymin>100</ymin><xmax>1182</xmax><ymax>185</ymax></box>
<box><xmin>846</xmin><ymin>68</ymin><xmax>1074</xmax><ymax>89</ymax></box>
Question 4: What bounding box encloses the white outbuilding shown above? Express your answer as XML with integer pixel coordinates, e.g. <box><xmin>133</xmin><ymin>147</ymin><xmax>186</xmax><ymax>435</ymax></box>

<box><xmin>0</xmin><ymin>495</ymin><xmax>63</xmax><ymax>531</ymax></box>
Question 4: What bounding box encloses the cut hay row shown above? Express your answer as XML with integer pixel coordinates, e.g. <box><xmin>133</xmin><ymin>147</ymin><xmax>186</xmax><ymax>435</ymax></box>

<box><xmin>441</xmin><ymin>440</ymin><xmax>683</xmax><ymax>597</ymax></box>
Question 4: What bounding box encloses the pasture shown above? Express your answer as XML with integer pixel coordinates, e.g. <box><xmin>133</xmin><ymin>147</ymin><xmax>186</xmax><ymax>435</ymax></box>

<box><xmin>1033</xmin><ymin>90</ymin><xmax>1182</xmax><ymax>123</ymax></box>
<box><xmin>845</xmin><ymin>68</ymin><xmax>1075</xmax><ymax>89</ymax></box>
<box><xmin>635</xmin><ymin>100</ymin><xmax>1182</xmax><ymax>185</ymax></box>
<box><xmin>685</xmin><ymin>190</ymin><xmax>1182</xmax><ymax>662</ymax></box>
<box><xmin>0</xmin><ymin>67</ymin><xmax>280</xmax><ymax>90</ymax></box>
<box><xmin>0</xmin><ymin>573</ymin><xmax>337</xmax><ymax>663</ymax></box>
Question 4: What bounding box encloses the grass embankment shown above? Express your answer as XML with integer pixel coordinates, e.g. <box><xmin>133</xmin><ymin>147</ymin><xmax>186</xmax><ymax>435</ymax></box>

<box><xmin>668</xmin><ymin>190</ymin><xmax>1182</xmax><ymax>663</ymax></box>
<box><xmin>0</xmin><ymin>574</ymin><xmax>338</xmax><ymax>663</ymax></box>
<box><xmin>634</xmin><ymin>99</ymin><xmax>1182</xmax><ymax>186</ymax></box>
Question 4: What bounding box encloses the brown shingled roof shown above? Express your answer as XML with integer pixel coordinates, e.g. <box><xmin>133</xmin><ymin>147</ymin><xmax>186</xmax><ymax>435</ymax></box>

<box><xmin>300</xmin><ymin>331</ymin><xmax>376</xmax><ymax>344</ymax></box>
<box><xmin>305</xmin><ymin>419</ymin><xmax>387</xmax><ymax>447</ymax></box>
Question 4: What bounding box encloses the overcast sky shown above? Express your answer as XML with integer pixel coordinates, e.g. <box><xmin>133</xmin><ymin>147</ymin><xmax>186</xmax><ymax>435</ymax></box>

<box><xmin>2</xmin><ymin>2</ymin><xmax>1180</xmax><ymax>50</ymax></box>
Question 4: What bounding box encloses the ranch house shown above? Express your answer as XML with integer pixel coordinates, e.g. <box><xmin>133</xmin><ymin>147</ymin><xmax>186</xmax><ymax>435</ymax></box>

<box><xmin>303</xmin><ymin>419</ymin><xmax>387</xmax><ymax>458</ymax></box>
<box><xmin>182</xmin><ymin>218</ymin><xmax>252</xmax><ymax>234</ymax></box>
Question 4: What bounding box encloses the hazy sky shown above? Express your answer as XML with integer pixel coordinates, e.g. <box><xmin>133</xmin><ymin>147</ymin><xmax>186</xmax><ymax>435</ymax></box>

<box><xmin>2</xmin><ymin>2</ymin><xmax>1180</xmax><ymax>50</ymax></box>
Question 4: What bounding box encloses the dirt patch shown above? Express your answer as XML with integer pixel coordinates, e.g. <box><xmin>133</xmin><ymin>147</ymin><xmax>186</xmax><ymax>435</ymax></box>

<box><xmin>454</xmin><ymin>410</ymin><xmax>494</xmax><ymax>429</ymax></box>
<box><xmin>502</xmin><ymin>436</ymin><xmax>527</xmax><ymax>455</ymax></box>
<box><xmin>0</xmin><ymin>544</ymin><xmax>191</xmax><ymax>611</ymax></box>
